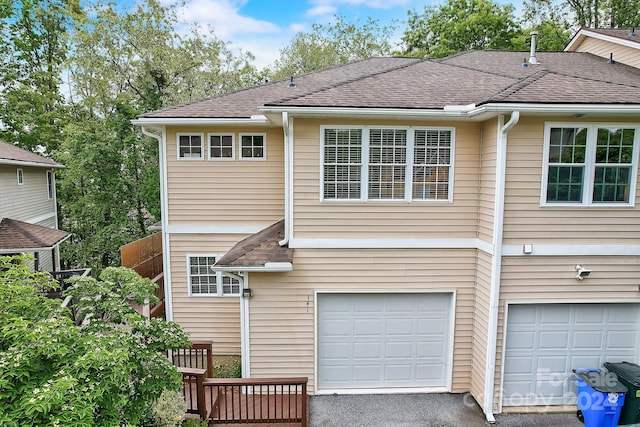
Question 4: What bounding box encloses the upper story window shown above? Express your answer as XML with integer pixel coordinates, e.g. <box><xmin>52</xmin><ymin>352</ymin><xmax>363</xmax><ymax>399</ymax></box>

<box><xmin>187</xmin><ymin>255</ymin><xmax>240</xmax><ymax>296</ymax></box>
<box><xmin>321</xmin><ymin>126</ymin><xmax>454</xmax><ymax>202</ymax></box>
<box><xmin>17</xmin><ymin>168</ymin><xmax>24</xmax><ymax>185</ymax></box>
<box><xmin>46</xmin><ymin>171</ymin><xmax>54</xmax><ymax>199</ymax></box>
<box><xmin>209</xmin><ymin>134</ymin><xmax>234</xmax><ymax>160</ymax></box>
<box><xmin>177</xmin><ymin>133</ymin><xmax>204</xmax><ymax>159</ymax></box>
<box><xmin>542</xmin><ymin>123</ymin><xmax>639</xmax><ymax>207</ymax></box>
<box><xmin>239</xmin><ymin>133</ymin><xmax>266</xmax><ymax>160</ymax></box>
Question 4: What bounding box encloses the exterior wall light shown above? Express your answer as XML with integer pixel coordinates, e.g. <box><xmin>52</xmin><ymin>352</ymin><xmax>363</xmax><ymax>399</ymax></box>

<box><xmin>242</xmin><ymin>288</ymin><xmax>253</xmax><ymax>298</ymax></box>
<box><xmin>575</xmin><ymin>265</ymin><xmax>591</xmax><ymax>280</ymax></box>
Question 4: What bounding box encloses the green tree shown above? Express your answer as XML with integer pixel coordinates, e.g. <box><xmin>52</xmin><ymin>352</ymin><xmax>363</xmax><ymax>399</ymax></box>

<box><xmin>567</xmin><ymin>0</ymin><xmax>640</xmax><ymax>28</ymax></box>
<box><xmin>0</xmin><ymin>0</ymin><xmax>81</xmax><ymax>154</ymax></box>
<box><xmin>513</xmin><ymin>0</ymin><xmax>572</xmax><ymax>51</ymax></box>
<box><xmin>270</xmin><ymin>15</ymin><xmax>395</xmax><ymax>80</ymax></box>
<box><xmin>401</xmin><ymin>0</ymin><xmax>522</xmax><ymax>58</ymax></box>
<box><xmin>0</xmin><ymin>255</ymin><xmax>191</xmax><ymax>426</ymax></box>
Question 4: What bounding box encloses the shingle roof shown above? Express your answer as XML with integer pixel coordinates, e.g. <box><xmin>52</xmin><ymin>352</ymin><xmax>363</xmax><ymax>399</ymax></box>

<box><xmin>585</xmin><ymin>28</ymin><xmax>640</xmax><ymax>44</ymax></box>
<box><xmin>0</xmin><ymin>141</ymin><xmax>63</xmax><ymax>168</ymax></box>
<box><xmin>215</xmin><ymin>220</ymin><xmax>292</xmax><ymax>268</ymax></box>
<box><xmin>138</xmin><ymin>50</ymin><xmax>640</xmax><ymax>119</ymax></box>
<box><xmin>0</xmin><ymin>218</ymin><xmax>70</xmax><ymax>252</ymax></box>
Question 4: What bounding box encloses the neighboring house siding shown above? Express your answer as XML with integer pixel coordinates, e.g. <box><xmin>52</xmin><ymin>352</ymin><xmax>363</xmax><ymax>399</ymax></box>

<box><xmin>573</xmin><ymin>37</ymin><xmax>640</xmax><ymax>68</ymax></box>
<box><xmin>165</xmin><ymin>127</ymin><xmax>285</xmax><ymax>226</ymax></box>
<box><xmin>0</xmin><ymin>166</ymin><xmax>55</xmax><ymax>222</ymax></box>
<box><xmin>168</xmin><ymin>233</ymin><xmax>243</xmax><ymax>355</ymax></box>
<box><xmin>470</xmin><ymin>250</ymin><xmax>492</xmax><ymax>407</ymax></box>
<box><xmin>502</xmin><ymin>117</ymin><xmax>640</xmax><ymax>245</ymax></box>
<box><xmin>247</xmin><ymin>248</ymin><xmax>478</xmax><ymax>394</ymax></box>
<box><xmin>493</xmin><ymin>255</ymin><xmax>640</xmax><ymax>410</ymax></box>
<box><xmin>292</xmin><ymin>119</ymin><xmax>481</xmax><ymax>238</ymax></box>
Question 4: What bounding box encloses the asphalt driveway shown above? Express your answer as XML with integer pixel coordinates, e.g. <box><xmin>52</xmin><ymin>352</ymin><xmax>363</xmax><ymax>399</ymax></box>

<box><xmin>309</xmin><ymin>393</ymin><xmax>585</xmax><ymax>427</ymax></box>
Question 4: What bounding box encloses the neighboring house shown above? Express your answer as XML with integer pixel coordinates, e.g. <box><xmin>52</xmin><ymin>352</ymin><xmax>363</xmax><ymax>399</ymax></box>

<box><xmin>0</xmin><ymin>141</ymin><xmax>68</xmax><ymax>271</ymax></box>
<box><xmin>133</xmin><ymin>29</ymin><xmax>640</xmax><ymax>421</ymax></box>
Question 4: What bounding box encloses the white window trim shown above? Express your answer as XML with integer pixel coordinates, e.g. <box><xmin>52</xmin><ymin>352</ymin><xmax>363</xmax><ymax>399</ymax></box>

<box><xmin>319</xmin><ymin>125</ymin><xmax>455</xmax><ymax>203</ymax></box>
<box><xmin>186</xmin><ymin>254</ymin><xmax>240</xmax><ymax>297</ymax></box>
<box><xmin>208</xmin><ymin>133</ymin><xmax>235</xmax><ymax>161</ymax></box>
<box><xmin>239</xmin><ymin>133</ymin><xmax>267</xmax><ymax>161</ymax></box>
<box><xmin>17</xmin><ymin>168</ymin><xmax>23</xmax><ymax>185</ymax></box>
<box><xmin>176</xmin><ymin>133</ymin><xmax>205</xmax><ymax>160</ymax></box>
<box><xmin>46</xmin><ymin>170</ymin><xmax>54</xmax><ymax>199</ymax></box>
<box><xmin>540</xmin><ymin>122</ymin><xmax>639</xmax><ymax>208</ymax></box>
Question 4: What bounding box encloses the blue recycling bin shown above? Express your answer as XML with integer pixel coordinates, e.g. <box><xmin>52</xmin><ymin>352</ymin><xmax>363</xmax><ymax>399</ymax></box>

<box><xmin>574</xmin><ymin>369</ymin><xmax>627</xmax><ymax>427</ymax></box>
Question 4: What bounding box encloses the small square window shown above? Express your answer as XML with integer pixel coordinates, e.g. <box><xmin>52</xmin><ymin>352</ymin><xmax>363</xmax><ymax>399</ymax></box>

<box><xmin>188</xmin><ymin>255</ymin><xmax>241</xmax><ymax>296</ymax></box>
<box><xmin>177</xmin><ymin>133</ymin><xmax>204</xmax><ymax>159</ymax></box>
<box><xmin>17</xmin><ymin>168</ymin><xmax>23</xmax><ymax>185</ymax></box>
<box><xmin>209</xmin><ymin>134</ymin><xmax>234</xmax><ymax>160</ymax></box>
<box><xmin>239</xmin><ymin>134</ymin><xmax>266</xmax><ymax>160</ymax></box>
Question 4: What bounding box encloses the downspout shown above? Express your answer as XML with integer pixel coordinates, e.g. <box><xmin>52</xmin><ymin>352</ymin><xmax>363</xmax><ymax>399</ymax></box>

<box><xmin>141</xmin><ymin>125</ymin><xmax>173</xmax><ymax>321</ymax></box>
<box><xmin>483</xmin><ymin>111</ymin><xmax>519</xmax><ymax>423</ymax></box>
<box><xmin>279</xmin><ymin>112</ymin><xmax>293</xmax><ymax>246</ymax></box>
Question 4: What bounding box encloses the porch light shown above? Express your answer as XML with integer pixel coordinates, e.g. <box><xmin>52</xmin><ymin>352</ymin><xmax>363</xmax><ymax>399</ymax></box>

<box><xmin>575</xmin><ymin>265</ymin><xmax>591</xmax><ymax>280</ymax></box>
<box><xmin>242</xmin><ymin>288</ymin><xmax>253</xmax><ymax>298</ymax></box>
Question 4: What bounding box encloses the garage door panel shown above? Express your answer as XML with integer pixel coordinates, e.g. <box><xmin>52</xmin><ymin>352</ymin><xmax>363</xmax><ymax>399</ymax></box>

<box><xmin>318</xmin><ymin>293</ymin><xmax>452</xmax><ymax>390</ymax></box>
<box><xmin>503</xmin><ymin>303</ymin><xmax>640</xmax><ymax>407</ymax></box>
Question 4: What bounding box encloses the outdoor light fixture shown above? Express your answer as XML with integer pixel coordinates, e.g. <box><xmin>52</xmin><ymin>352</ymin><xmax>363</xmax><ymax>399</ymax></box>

<box><xmin>575</xmin><ymin>265</ymin><xmax>591</xmax><ymax>280</ymax></box>
<box><xmin>242</xmin><ymin>288</ymin><xmax>253</xmax><ymax>298</ymax></box>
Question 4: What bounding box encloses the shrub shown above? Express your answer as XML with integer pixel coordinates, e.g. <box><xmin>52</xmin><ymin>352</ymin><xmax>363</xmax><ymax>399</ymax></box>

<box><xmin>213</xmin><ymin>356</ymin><xmax>242</xmax><ymax>378</ymax></box>
<box><xmin>152</xmin><ymin>389</ymin><xmax>186</xmax><ymax>427</ymax></box>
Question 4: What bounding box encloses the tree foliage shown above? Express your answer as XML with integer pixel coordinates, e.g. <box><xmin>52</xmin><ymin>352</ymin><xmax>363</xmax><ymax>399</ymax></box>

<box><xmin>567</xmin><ymin>0</ymin><xmax>640</xmax><ymax>28</ymax></box>
<box><xmin>0</xmin><ymin>255</ymin><xmax>191</xmax><ymax>426</ymax></box>
<box><xmin>269</xmin><ymin>15</ymin><xmax>395</xmax><ymax>80</ymax></box>
<box><xmin>401</xmin><ymin>0</ymin><xmax>522</xmax><ymax>58</ymax></box>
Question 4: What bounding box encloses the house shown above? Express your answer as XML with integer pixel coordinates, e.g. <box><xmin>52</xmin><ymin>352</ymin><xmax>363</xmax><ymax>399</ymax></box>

<box><xmin>133</xmin><ymin>28</ymin><xmax>640</xmax><ymax>421</ymax></box>
<box><xmin>0</xmin><ymin>141</ymin><xmax>68</xmax><ymax>271</ymax></box>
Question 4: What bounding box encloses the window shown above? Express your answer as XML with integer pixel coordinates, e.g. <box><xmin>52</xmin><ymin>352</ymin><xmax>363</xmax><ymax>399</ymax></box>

<box><xmin>187</xmin><ymin>255</ymin><xmax>240</xmax><ymax>296</ymax></box>
<box><xmin>17</xmin><ymin>168</ymin><xmax>23</xmax><ymax>185</ymax></box>
<box><xmin>209</xmin><ymin>134</ymin><xmax>234</xmax><ymax>160</ymax></box>
<box><xmin>322</xmin><ymin>126</ymin><xmax>454</xmax><ymax>202</ymax></box>
<box><xmin>47</xmin><ymin>171</ymin><xmax>54</xmax><ymax>199</ymax></box>
<box><xmin>177</xmin><ymin>133</ymin><xmax>204</xmax><ymax>159</ymax></box>
<box><xmin>239</xmin><ymin>133</ymin><xmax>266</xmax><ymax>160</ymax></box>
<box><xmin>542</xmin><ymin>123</ymin><xmax>639</xmax><ymax>206</ymax></box>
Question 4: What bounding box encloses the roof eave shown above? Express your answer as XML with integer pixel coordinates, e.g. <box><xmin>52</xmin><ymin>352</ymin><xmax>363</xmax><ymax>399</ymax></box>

<box><xmin>0</xmin><ymin>159</ymin><xmax>64</xmax><ymax>168</ymax></box>
<box><xmin>0</xmin><ymin>233</ymin><xmax>71</xmax><ymax>253</ymax></box>
<box><xmin>211</xmin><ymin>262</ymin><xmax>293</xmax><ymax>272</ymax></box>
<box><xmin>131</xmin><ymin>115</ymin><xmax>272</xmax><ymax>126</ymax></box>
<box><xmin>475</xmin><ymin>103</ymin><xmax>640</xmax><ymax>116</ymax></box>
<box><xmin>565</xmin><ymin>28</ymin><xmax>640</xmax><ymax>51</ymax></box>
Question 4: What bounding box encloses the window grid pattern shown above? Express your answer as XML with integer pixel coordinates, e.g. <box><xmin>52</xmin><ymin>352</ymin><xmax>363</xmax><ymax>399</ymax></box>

<box><xmin>323</xmin><ymin>128</ymin><xmax>362</xmax><ymax>199</ymax></box>
<box><xmin>210</xmin><ymin>134</ymin><xmax>234</xmax><ymax>159</ymax></box>
<box><xmin>368</xmin><ymin>129</ymin><xmax>406</xmax><ymax>199</ymax></box>
<box><xmin>413</xmin><ymin>130</ymin><xmax>451</xmax><ymax>200</ymax></box>
<box><xmin>546</xmin><ymin>127</ymin><xmax>587</xmax><ymax>203</ymax></box>
<box><xmin>178</xmin><ymin>134</ymin><xmax>203</xmax><ymax>159</ymax></box>
<box><xmin>240</xmin><ymin>135</ymin><xmax>265</xmax><ymax>159</ymax></box>
<box><xmin>189</xmin><ymin>256</ymin><xmax>217</xmax><ymax>294</ymax></box>
<box><xmin>593</xmin><ymin>128</ymin><xmax>634</xmax><ymax>203</ymax></box>
<box><xmin>222</xmin><ymin>275</ymin><xmax>241</xmax><ymax>295</ymax></box>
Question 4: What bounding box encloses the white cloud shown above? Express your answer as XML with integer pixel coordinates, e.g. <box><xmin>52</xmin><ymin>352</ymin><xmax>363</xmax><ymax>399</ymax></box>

<box><xmin>309</xmin><ymin>0</ymin><xmax>411</xmax><ymax>13</ymax></box>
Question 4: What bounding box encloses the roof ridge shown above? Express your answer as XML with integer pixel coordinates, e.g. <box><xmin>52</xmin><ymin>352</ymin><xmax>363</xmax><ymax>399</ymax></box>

<box><xmin>266</xmin><ymin>58</ymin><xmax>426</xmax><ymax>105</ymax></box>
<box><xmin>6</xmin><ymin>218</ymin><xmax>47</xmax><ymax>246</ymax></box>
<box><xmin>489</xmin><ymin>70</ymin><xmax>550</xmax><ymax>102</ymax></box>
<box><xmin>550</xmin><ymin>68</ymin><xmax>640</xmax><ymax>89</ymax></box>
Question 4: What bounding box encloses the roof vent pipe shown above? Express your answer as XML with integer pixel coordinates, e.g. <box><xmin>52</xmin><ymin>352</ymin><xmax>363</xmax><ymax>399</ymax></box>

<box><xmin>529</xmin><ymin>31</ymin><xmax>538</xmax><ymax>64</ymax></box>
<box><xmin>630</xmin><ymin>27</ymin><xmax>637</xmax><ymax>37</ymax></box>
<box><xmin>608</xmin><ymin>53</ymin><xmax>616</xmax><ymax>64</ymax></box>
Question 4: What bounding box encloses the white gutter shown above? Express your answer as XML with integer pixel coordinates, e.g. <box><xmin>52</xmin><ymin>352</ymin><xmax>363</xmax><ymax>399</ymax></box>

<box><xmin>211</xmin><ymin>262</ymin><xmax>293</xmax><ymax>273</ymax></box>
<box><xmin>471</xmin><ymin>103</ymin><xmax>640</xmax><ymax>115</ymax></box>
<box><xmin>240</xmin><ymin>273</ymin><xmax>251</xmax><ymax>377</ymax></box>
<box><xmin>483</xmin><ymin>111</ymin><xmax>519</xmax><ymax>423</ymax></box>
<box><xmin>141</xmin><ymin>125</ymin><xmax>174</xmax><ymax>322</ymax></box>
<box><xmin>132</xmin><ymin>116</ymin><xmax>270</xmax><ymax>126</ymax></box>
<box><xmin>279</xmin><ymin>112</ymin><xmax>293</xmax><ymax>246</ymax></box>
<box><xmin>0</xmin><ymin>160</ymin><xmax>64</xmax><ymax>168</ymax></box>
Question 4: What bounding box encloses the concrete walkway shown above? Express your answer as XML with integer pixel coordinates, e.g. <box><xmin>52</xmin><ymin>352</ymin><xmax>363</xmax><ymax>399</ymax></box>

<box><xmin>309</xmin><ymin>393</ymin><xmax>585</xmax><ymax>427</ymax></box>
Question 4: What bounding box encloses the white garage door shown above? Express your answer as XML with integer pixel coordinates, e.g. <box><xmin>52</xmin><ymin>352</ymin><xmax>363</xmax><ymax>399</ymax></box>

<box><xmin>503</xmin><ymin>303</ymin><xmax>640</xmax><ymax>406</ymax></box>
<box><xmin>317</xmin><ymin>293</ymin><xmax>453</xmax><ymax>392</ymax></box>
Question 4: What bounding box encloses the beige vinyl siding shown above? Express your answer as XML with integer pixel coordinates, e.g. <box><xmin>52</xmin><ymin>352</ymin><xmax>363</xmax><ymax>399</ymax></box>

<box><xmin>169</xmin><ymin>233</ymin><xmax>244</xmax><ymax>355</ymax></box>
<box><xmin>503</xmin><ymin>116</ymin><xmax>640</xmax><ymax>245</ymax></box>
<box><xmin>573</xmin><ymin>37</ymin><xmax>640</xmax><ymax>68</ymax></box>
<box><xmin>292</xmin><ymin>118</ymin><xmax>481</xmax><ymax>238</ymax></box>
<box><xmin>477</xmin><ymin>119</ymin><xmax>498</xmax><ymax>243</ymax></box>
<box><xmin>493</xmin><ymin>255</ymin><xmax>640</xmax><ymax>411</ymax></box>
<box><xmin>470</xmin><ymin>250</ymin><xmax>492</xmax><ymax>406</ymax></box>
<box><xmin>0</xmin><ymin>166</ymin><xmax>55</xmax><ymax>222</ymax></box>
<box><xmin>247</xmin><ymin>248</ymin><xmax>478</xmax><ymax>394</ymax></box>
<box><xmin>165</xmin><ymin>126</ymin><xmax>284</xmax><ymax>225</ymax></box>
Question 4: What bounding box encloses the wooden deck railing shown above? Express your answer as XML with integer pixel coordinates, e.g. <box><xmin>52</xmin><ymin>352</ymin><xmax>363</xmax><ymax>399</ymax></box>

<box><xmin>170</xmin><ymin>340</ymin><xmax>214</xmax><ymax>378</ymax></box>
<box><xmin>179</xmin><ymin>368</ymin><xmax>308</xmax><ymax>426</ymax></box>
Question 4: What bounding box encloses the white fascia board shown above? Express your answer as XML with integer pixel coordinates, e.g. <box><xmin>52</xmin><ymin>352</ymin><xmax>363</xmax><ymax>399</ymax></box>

<box><xmin>565</xmin><ymin>29</ymin><xmax>640</xmax><ymax>51</ymax></box>
<box><xmin>259</xmin><ymin>106</ymin><xmax>473</xmax><ymax>119</ymax></box>
<box><xmin>131</xmin><ymin>116</ymin><xmax>271</xmax><ymax>126</ymax></box>
<box><xmin>210</xmin><ymin>262</ymin><xmax>293</xmax><ymax>272</ymax></box>
<box><xmin>503</xmin><ymin>244</ymin><xmax>640</xmax><ymax>257</ymax></box>
<box><xmin>0</xmin><ymin>159</ymin><xmax>64</xmax><ymax>168</ymax></box>
<box><xmin>472</xmin><ymin>104</ymin><xmax>640</xmax><ymax>116</ymax></box>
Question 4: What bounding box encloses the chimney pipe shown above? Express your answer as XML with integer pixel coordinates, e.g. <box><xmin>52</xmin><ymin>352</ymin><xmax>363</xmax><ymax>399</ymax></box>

<box><xmin>529</xmin><ymin>31</ymin><xmax>539</xmax><ymax>64</ymax></box>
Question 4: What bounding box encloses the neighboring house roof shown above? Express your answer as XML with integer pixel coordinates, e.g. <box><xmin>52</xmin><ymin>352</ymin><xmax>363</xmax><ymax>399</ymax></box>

<box><xmin>565</xmin><ymin>27</ymin><xmax>640</xmax><ymax>51</ymax></box>
<box><xmin>137</xmin><ymin>51</ymin><xmax>640</xmax><ymax>120</ymax></box>
<box><xmin>0</xmin><ymin>218</ymin><xmax>70</xmax><ymax>253</ymax></box>
<box><xmin>214</xmin><ymin>220</ymin><xmax>292</xmax><ymax>268</ymax></box>
<box><xmin>0</xmin><ymin>140</ymin><xmax>63</xmax><ymax>168</ymax></box>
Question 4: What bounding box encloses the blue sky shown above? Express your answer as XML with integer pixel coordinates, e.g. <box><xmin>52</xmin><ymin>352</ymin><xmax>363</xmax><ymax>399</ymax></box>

<box><xmin>165</xmin><ymin>0</ymin><xmax>431</xmax><ymax>68</ymax></box>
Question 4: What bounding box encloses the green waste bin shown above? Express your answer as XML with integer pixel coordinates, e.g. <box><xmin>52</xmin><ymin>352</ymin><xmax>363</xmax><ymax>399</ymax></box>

<box><xmin>604</xmin><ymin>362</ymin><xmax>640</xmax><ymax>425</ymax></box>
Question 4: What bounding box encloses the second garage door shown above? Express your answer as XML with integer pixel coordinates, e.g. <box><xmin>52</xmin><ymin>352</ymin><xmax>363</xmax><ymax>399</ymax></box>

<box><xmin>317</xmin><ymin>292</ymin><xmax>453</xmax><ymax>392</ymax></box>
